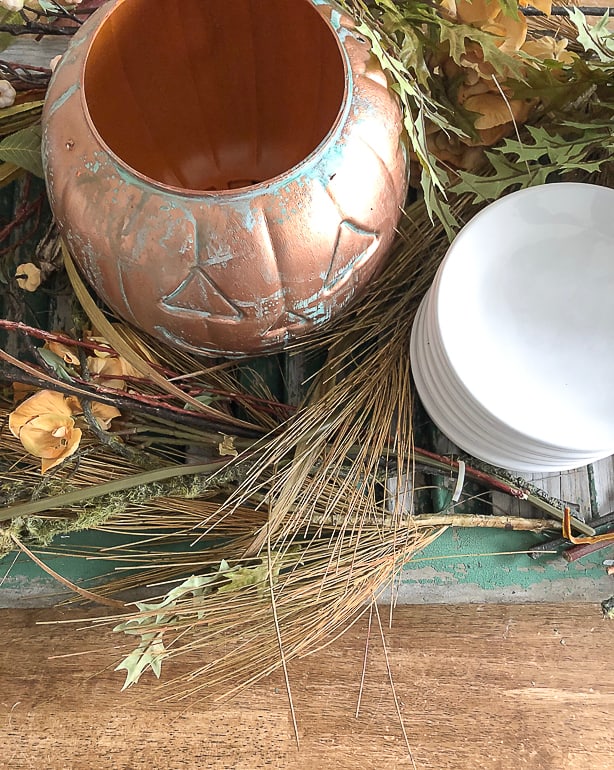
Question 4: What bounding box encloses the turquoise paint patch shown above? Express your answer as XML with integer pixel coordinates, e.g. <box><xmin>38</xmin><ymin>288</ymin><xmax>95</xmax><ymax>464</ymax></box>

<box><xmin>223</xmin><ymin>197</ymin><xmax>257</xmax><ymax>233</ymax></box>
<box><xmin>46</xmin><ymin>83</ymin><xmax>79</xmax><ymax>120</ymax></box>
<box><xmin>4</xmin><ymin>525</ymin><xmax>611</xmax><ymax>601</ymax></box>
<box><xmin>402</xmin><ymin>528</ymin><xmax>609</xmax><ymax>592</ymax></box>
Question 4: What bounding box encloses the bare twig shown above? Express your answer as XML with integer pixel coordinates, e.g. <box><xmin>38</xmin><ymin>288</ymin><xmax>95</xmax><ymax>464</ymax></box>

<box><xmin>373</xmin><ymin>601</ymin><xmax>417</xmax><ymax>770</ymax></box>
<box><xmin>0</xmin><ymin>191</ymin><xmax>45</xmax><ymax>255</ymax></box>
<box><xmin>522</xmin><ymin>5</ymin><xmax>611</xmax><ymax>14</ymax></box>
<box><xmin>355</xmin><ymin>602</ymin><xmax>373</xmax><ymax>719</ymax></box>
<box><xmin>411</xmin><ymin>514</ymin><xmax>558</xmax><ymax>531</ymax></box>
<box><xmin>10</xmin><ymin>534</ymin><xmax>125</xmax><ymax>608</ymax></box>
<box><xmin>0</xmin><ymin>23</ymin><xmax>75</xmax><ymax>35</ymax></box>
<box><xmin>267</xmin><ymin>533</ymin><xmax>300</xmax><ymax>749</ymax></box>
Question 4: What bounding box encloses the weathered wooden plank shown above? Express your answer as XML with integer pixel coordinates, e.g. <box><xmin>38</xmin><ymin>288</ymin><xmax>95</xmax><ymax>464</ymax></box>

<box><xmin>591</xmin><ymin>456</ymin><xmax>614</xmax><ymax>514</ymax></box>
<box><xmin>3</xmin><ymin>38</ymin><xmax>69</xmax><ymax>69</ymax></box>
<box><xmin>1</xmin><ymin>604</ymin><xmax>613</xmax><ymax>770</ymax></box>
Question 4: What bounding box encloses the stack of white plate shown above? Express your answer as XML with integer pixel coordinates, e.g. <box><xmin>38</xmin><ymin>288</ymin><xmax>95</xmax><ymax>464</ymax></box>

<box><xmin>410</xmin><ymin>182</ymin><xmax>614</xmax><ymax>473</ymax></box>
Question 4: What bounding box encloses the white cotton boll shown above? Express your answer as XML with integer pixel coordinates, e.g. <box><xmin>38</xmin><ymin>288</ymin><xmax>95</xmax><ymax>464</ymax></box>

<box><xmin>0</xmin><ymin>0</ymin><xmax>25</xmax><ymax>11</ymax></box>
<box><xmin>0</xmin><ymin>80</ymin><xmax>17</xmax><ymax>109</ymax></box>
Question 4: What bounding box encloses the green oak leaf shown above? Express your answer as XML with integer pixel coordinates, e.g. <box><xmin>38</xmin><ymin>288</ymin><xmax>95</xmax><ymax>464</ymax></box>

<box><xmin>452</xmin><ymin>152</ymin><xmax>552</xmax><ymax>202</ymax></box>
<box><xmin>567</xmin><ymin>7</ymin><xmax>614</xmax><ymax>63</ymax></box>
<box><xmin>438</xmin><ymin>20</ymin><xmax>524</xmax><ymax>80</ymax></box>
<box><xmin>115</xmin><ymin>634</ymin><xmax>166</xmax><ymax>690</ymax></box>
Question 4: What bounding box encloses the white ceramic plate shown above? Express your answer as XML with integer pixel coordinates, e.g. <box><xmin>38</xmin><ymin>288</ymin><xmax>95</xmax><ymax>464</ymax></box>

<box><xmin>411</xmin><ymin>295</ymin><xmax>604</xmax><ymax>471</ymax></box>
<box><xmin>422</xmin><ymin>289</ymin><xmax>610</xmax><ymax>462</ymax></box>
<box><xmin>427</xmin><ymin>265</ymin><xmax>613</xmax><ymax>457</ymax></box>
<box><xmin>433</xmin><ymin>183</ymin><xmax>614</xmax><ymax>453</ymax></box>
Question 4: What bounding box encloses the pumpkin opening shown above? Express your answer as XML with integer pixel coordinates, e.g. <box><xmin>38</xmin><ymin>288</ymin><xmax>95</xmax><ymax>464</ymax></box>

<box><xmin>83</xmin><ymin>0</ymin><xmax>346</xmax><ymax>192</ymax></box>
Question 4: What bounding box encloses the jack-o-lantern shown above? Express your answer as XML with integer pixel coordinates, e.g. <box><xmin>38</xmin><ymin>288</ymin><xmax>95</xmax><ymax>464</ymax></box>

<box><xmin>43</xmin><ymin>0</ymin><xmax>407</xmax><ymax>357</ymax></box>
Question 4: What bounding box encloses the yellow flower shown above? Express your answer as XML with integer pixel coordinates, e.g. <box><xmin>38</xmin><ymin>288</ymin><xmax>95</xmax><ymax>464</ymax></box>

<box><xmin>89</xmin><ymin>401</ymin><xmax>122</xmax><ymax>430</ymax></box>
<box><xmin>522</xmin><ymin>37</ymin><xmax>575</xmax><ymax>65</ymax></box>
<box><xmin>483</xmin><ymin>9</ymin><xmax>527</xmax><ymax>53</ymax></box>
<box><xmin>63</xmin><ymin>393</ymin><xmax>121</xmax><ymax>431</ymax></box>
<box><xmin>44</xmin><ymin>339</ymin><xmax>81</xmax><ymax>366</ymax></box>
<box><xmin>463</xmin><ymin>91</ymin><xmax>532</xmax><ymax>131</ymax></box>
<box><xmin>12</xmin><ymin>382</ymin><xmax>37</xmax><ymax>404</ymax></box>
<box><xmin>519</xmin><ymin>0</ymin><xmax>552</xmax><ymax>16</ymax></box>
<box><xmin>15</xmin><ymin>263</ymin><xmax>42</xmax><ymax>292</ymax></box>
<box><xmin>442</xmin><ymin>0</ymin><xmax>500</xmax><ymax>25</ymax></box>
<box><xmin>86</xmin><ymin>354</ymin><xmax>141</xmax><ymax>391</ymax></box>
<box><xmin>83</xmin><ymin>329</ymin><xmax>147</xmax><ymax>390</ymax></box>
<box><xmin>84</xmin><ymin>333</ymin><xmax>115</xmax><ymax>358</ymax></box>
<box><xmin>9</xmin><ymin>390</ymin><xmax>82</xmax><ymax>474</ymax></box>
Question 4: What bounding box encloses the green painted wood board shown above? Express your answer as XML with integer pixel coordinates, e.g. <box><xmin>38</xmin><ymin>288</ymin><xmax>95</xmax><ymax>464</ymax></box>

<box><xmin>2</xmin><ymin>527</ymin><xmax>612</xmax><ymax>607</ymax></box>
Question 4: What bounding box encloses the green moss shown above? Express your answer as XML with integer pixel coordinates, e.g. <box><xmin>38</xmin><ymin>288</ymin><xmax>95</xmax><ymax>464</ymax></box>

<box><xmin>0</xmin><ymin>465</ymin><xmax>246</xmax><ymax>556</ymax></box>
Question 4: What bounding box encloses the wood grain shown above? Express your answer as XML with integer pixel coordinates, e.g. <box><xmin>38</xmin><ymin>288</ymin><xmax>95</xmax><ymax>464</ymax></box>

<box><xmin>1</xmin><ymin>604</ymin><xmax>613</xmax><ymax>770</ymax></box>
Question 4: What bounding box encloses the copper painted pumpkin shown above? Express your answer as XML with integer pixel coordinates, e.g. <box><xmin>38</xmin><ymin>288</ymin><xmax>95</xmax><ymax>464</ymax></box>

<box><xmin>43</xmin><ymin>0</ymin><xmax>407</xmax><ymax>357</ymax></box>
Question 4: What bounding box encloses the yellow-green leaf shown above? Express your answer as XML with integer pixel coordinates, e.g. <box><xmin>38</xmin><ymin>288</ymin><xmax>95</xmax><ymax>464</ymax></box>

<box><xmin>0</xmin><ymin>125</ymin><xmax>43</xmax><ymax>177</ymax></box>
<box><xmin>0</xmin><ymin>10</ymin><xmax>24</xmax><ymax>54</ymax></box>
<box><xmin>0</xmin><ymin>101</ymin><xmax>44</xmax><ymax>136</ymax></box>
<box><xmin>439</xmin><ymin>20</ymin><xmax>525</xmax><ymax>80</ymax></box>
<box><xmin>115</xmin><ymin>634</ymin><xmax>166</xmax><ymax>690</ymax></box>
<box><xmin>453</xmin><ymin>152</ymin><xmax>553</xmax><ymax>202</ymax></box>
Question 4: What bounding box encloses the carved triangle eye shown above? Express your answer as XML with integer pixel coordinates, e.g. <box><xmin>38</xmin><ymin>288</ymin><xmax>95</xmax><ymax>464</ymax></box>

<box><xmin>161</xmin><ymin>266</ymin><xmax>243</xmax><ymax>322</ymax></box>
<box><xmin>324</xmin><ymin>220</ymin><xmax>380</xmax><ymax>292</ymax></box>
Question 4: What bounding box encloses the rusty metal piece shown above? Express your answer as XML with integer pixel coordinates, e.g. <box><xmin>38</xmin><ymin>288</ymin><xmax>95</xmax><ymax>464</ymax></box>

<box><xmin>43</xmin><ymin>0</ymin><xmax>408</xmax><ymax>357</ymax></box>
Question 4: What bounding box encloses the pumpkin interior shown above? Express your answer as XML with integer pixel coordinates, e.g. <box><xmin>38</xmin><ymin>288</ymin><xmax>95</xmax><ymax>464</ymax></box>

<box><xmin>83</xmin><ymin>0</ymin><xmax>346</xmax><ymax>192</ymax></box>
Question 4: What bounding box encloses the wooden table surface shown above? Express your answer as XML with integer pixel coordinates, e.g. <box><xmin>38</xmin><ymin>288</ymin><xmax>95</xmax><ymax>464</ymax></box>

<box><xmin>2</xmin><ymin>13</ymin><xmax>614</xmax><ymax>768</ymax></box>
<box><xmin>2</xmin><ymin>603</ymin><xmax>613</xmax><ymax>770</ymax></box>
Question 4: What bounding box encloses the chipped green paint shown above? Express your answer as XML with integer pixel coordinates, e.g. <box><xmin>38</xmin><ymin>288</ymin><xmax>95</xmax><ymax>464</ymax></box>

<box><xmin>400</xmin><ymin>528</ymin><xmax>611</xmax><ymax>601</ymax></box>
<box><xmin>46</xmin><ymin>83</ymin><xmax>79</xmax><ymax>120</ymax></box>
<box><xmin>3</xmin><ymin>527</ymin><xmax>611</xmax><ymax>606</ymax></box>
<box><xmin>85</xmin><ymin>160</ymin><xmax>101</xmax><ymax>174</ymax></box>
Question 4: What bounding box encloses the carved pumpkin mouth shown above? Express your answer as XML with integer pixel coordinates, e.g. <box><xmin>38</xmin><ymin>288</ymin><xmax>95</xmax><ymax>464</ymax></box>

<box><xmin>83</xmin><ymin>0</ymin><xmax>347</xmax><ymax>192</ymax></box>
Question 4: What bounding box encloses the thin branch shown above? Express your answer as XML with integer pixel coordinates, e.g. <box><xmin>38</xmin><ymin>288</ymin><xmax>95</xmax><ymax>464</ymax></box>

<box><xmin>78</xmin><ymin>377</ymin><xmax>156</xmax><ymax>469</ymax></box>
<box><xmin>373</xmin><ymin>601</ymin><xmax>417</xmax><ymax>770</ymax></box>
<box><xmin>267</xmin><ymin>533</ymin><xmax>300</xmax><ymax>749</ymax></box>
<box><xmin>0</xmin><ymin>350</ymin><xmax>264</xmax><ymax>439</ymax></box>
<box><xmin>10</xmin><ymin>534</ymin><xmax>125</xmax><ymax>608</ymax></box>
<box><xmin>355</xmin><ymin>602</ymin><xmax>373</xmax><ymax>719</ymax></box>
<box><xmin>0</xmin><ymin>191</ymin><xmax>45</xmax><ymax>251</ymax></box>
<box><xmin>0</xmin><ymin>320</ymin><xmax>124</xmax><ymax>355</ymax></box>
<box><xmin>522</xmin><ymin>5</ymin><xmax>611</xmax><ymax>15</ymax></box>
<box><xmin>0</xmin><ymin>60</ymin><xmax>51</xmax><ymax>74</ymax></box>
<box><xmin>0</xmin><ymin>22</ymin><xmax>76</xmax><ymax>35</ymax></box>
